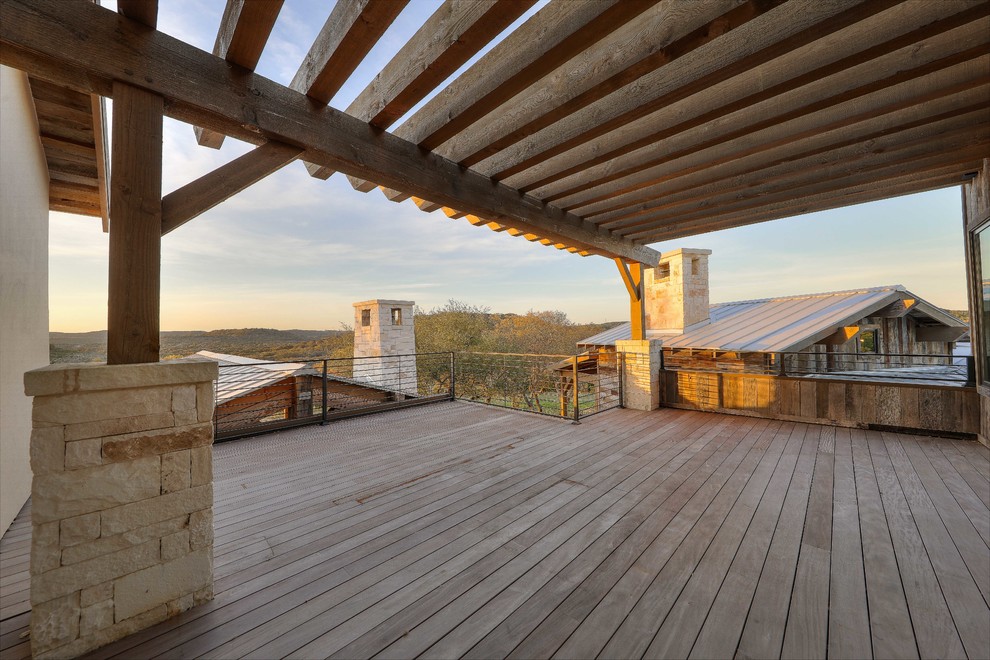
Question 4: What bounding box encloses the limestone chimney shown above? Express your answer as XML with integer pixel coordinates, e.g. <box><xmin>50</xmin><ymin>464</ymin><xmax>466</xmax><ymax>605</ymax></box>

<box><xmin>644</xmin><ymin>248</ymin><xmax>712</xmax><ymax>333</ymax></box>
<box><xmin>352</xmin><ymin>299</ymin><xmax>417</xmax><ymax>394</ymax></box>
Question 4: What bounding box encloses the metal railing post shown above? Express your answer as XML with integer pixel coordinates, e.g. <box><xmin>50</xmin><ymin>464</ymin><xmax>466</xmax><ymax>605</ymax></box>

<box><xmin>450</xmin><ymin>352</ymin><xmax>456</xmax><ymax>400</ymax></box>
<box><xmin>966</xmin><ymin>355</ymin><xmax>977</xmax><ymax>386</ymax></box>
<box><xmin>777</xmin><ymin>352</ymin><xmax>786</xmax><ymax>377</ymax></box>
<box><xmin>572</xmin><ymin>356</ymin><xmax>580</xmax><ymax>423</ymax></box>
<box><xmin>321</xmin><ymin>359</ymin><xmax>329</xmax><ymax>425</ymax></box>
<box><xmin>618</xmin><ymin>352</ymin><xmax>625</xmax><ymax>408</ymax></box>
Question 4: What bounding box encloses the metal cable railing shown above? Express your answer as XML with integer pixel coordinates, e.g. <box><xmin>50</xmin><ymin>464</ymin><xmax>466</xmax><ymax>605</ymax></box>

<box><xmin>662</xmin><ymin>350</ymin><xmax>973</xmax><ymax>385</ymax></box>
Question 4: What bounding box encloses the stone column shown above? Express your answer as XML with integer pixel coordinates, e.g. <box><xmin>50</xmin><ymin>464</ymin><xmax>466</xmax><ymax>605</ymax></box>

<box><xmin>616</xmin><ymin>339</ymin><xmax>663</xmax><ymax>411</ymax></box>
<box><xmin>23</xmin><ymin>358</ymin><xmax>218</xmax><ymax>659</ymax></box>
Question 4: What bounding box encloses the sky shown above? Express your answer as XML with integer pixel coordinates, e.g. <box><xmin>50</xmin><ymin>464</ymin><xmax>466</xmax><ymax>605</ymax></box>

<box><xmin>47</xmin><ymin>0</ymin><xmax>971</xmax><ymax>332</ymax></box>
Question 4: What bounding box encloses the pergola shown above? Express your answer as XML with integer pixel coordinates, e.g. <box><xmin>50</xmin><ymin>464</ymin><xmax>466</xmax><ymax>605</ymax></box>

<box><xmin>1</xmin><ymin>0</ymin><xmax>987</xmax><ymax>359</ymax></box>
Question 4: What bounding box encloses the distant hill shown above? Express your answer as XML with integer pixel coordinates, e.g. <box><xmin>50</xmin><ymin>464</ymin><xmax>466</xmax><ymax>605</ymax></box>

<box><xmin>946</xmin><ymin>309</ymin><xmax>969</xmax><ymax>324</ymax></box>
<box><xmin>50</xmin><ymin>328</ymin><xmax>347</xmax><ymax>364</ymax></box>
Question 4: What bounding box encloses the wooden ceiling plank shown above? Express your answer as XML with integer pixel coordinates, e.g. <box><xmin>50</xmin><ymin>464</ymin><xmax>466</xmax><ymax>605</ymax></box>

<box><xmin>637</xmin><ymin>170</ymin><xmax>970</xmax><ymax>244</ymax></box>
<box><xmin>342</xmin><ymin>0</ymin><xmax>656</xmax><ymax>191</ymax></box>
<box><xmin>438</xmin><ymin>0</ymin><xmax>772</xmax><ymax>168</ymax></box>
<box><xmin>161</xmin><ymin>141</ymin><xmax>303</xmax><ymax>235</ymax></box>
<box><xmin>116</xmin><ymin>0</ymin><xmax>156</xmax><ymax>29</ymax></box>
<box><xmin>572</xmin><ymin>74</ymin><xmax>990</xmax><ymax>218</ymax></box>
<box><xmin>587</xmin><ymin>89</ymin><xmax>990</xmax><ymax>224</ymax></box>
<box><xmin>473</xmin><ymin>0</ymin><xmax>904</xmax><ymax>181</ymax></box>
<box><xmin>28</xmin><ymin>76</ymin><xmax>92</xmax><ymax>111</ymax></box>
<box><xmin>0</xmin><ymin>0</ymin><xmax>657</xmax><ymax>262</ymax></box>
<box><xmin>39</xmin><ymin>133</ymin><xmax>96</xmax><ymax>160</ymax></box>
<box><xmin>622</xmin><ymin>150</ymin><xmax>988</xmax><ymax>241</ymax></box>
<box><xmin>604</xmin><ymin>118</ymin><xmax>990</xmax><ymax>231</ymax></box>
<box><xmin>308</xmin><ymin>0</ymin><xmax>536</xmax><ymax>180</ymax></box>
<box><xmin>50</xmin><ymin>200</ymin><xmax>101</xmax><ymax>217</ymax></box>
<box><xmin>195</xmin><ymin>0</ymin><xmax>284</xmax><ymax>149</ymax></box>
<box><xmin>507</xmin><ymin>0</ymin><xmax>990</xmax><ymax>196</ymax></box>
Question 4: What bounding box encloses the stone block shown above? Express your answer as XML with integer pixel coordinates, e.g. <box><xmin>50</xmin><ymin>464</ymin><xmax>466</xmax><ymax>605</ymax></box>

<box><xmin>190</xmin><ymin>446</ymin><xmax>212</xmax><ymax>487</ymax></box>
<box><xmin>167</xmin><ymin>592</ymin><xmax>195</xmax><ymax>617</ymax></box>
<box><xmin>101</xmin><ymin>485</ymin><xmax>211</xmax><ymax>536</ymax></box>
<box><xmin>31</xmin><ymin>591</ymin><xmax>80</xmax><ymax>655</ymax></box>
<box><xmin>36</xmin><ymin>603</ymin><xmax>168</xmax><ymax>660</ymax></box>
<box><xmin>32</xmin><ymin>386</ymin><xmax>175</xmax><ymax>425</ymax></box>
<box><xmin>196</xmin><ymin>382</ymin><xmax>216</xmax><ymax>423</ymax></box>
<box><xmin>173</xmin><ymin>409</ymin><xmax>199</xmax><ymax>426</ymax></box>
<box><xmin>32</xmin><ymin>521</ymin><xmax>62</xmax><ymax>575</ymax></box>
<box><xmin>32</xmin><ymin>539</ymin><xmax>160</xmax><ymax>603</ymax></box>
<box><xmin>172</xmin><ymin>385</ymin><xmax>197</xmax><ymax>412</ymax></box>
<box><xmin>161</xmin><ymin>450</ymin><xmax>191</xmax><ymax>493</ymax></box>
<box><xmin>24</xmin><ymin>359</ymin><xmax>219</xmax><ymax>397</ymax></box>
<box><xmin>114</xmin><ymin>548</ymin><xmax>212</xmax><ymax>621</ymax></box>
<box><xmin>189</xmin><ymin>508</ymin><xmax>213</xmax><ymax>550</ymax></box>
<box><xmin>193</xmin><ymin>583</ymin><xmax>213</xmax><ymax>606</ymax></box>
<box><xmin>62</xmin><ymin>515</ymin><xmax>189</xmax><ymax>565</ymax></box>
<box><xmin>80</xmin><ymin>598</ymin><xmax>114</xmax><ymax>635</ymax></box>
<box><xmin>80</xmin><ymin>581</ymin><xmax>113</xmax><ymax>608</ymax></box>
<box><xmin>32</xmin><ymin>456</ymin><xmax>161</xmax><ymax>523</ymax></box>
<box><xmin>30</xmin><ymin>426</ymin><xmax>65</xmax><ymax>475</ymax></box>
<box><xmin>161</xmin><ymin>529</ymin><xmax>190</xmax><ymax>561</ymax></box>
<box><xmin>64</xmin><ymin>411</ymin><xmax>175</xmax><ymax>442</ymax></box>
<box><xmin>60</xmin><ymin>512</ymin><xmax>100</xmax><ymax>547</ymax></box>
<box><xmin>102</xmin><ymin>423</ymin><xmax>212</xmax><ymax>462</ymax></box>
<box><xmin>64</xmin><ymin>438</ymin><xmax>103</xmax><ymax>469</ymax></box>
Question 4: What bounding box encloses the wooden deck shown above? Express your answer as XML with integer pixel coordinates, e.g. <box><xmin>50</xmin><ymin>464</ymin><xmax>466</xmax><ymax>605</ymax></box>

<box><xmin>1</xmin><ymin>402</ymin><xmax>988</xmax><ymax>659</ymax></box>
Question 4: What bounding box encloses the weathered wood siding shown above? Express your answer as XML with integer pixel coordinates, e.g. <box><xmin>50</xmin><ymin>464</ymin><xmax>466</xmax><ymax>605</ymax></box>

<box><xmin>660</xmin><ymin>371</ymin><xmax>979</xmax><ymax>437</ymax></box>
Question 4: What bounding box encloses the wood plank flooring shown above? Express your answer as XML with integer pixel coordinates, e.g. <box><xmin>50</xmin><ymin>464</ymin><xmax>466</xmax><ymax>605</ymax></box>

<box><xmin>1</xmin><ymin>402</ymin><xmax>988</xmax><ymax>659</ymax></box>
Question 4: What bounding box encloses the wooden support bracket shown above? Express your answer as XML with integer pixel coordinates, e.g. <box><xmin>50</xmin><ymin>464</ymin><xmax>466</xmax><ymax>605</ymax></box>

<box><xmin>616</xmin><ymin>258</ymin><xmax>646</xmax><ymax>341</ymax></box>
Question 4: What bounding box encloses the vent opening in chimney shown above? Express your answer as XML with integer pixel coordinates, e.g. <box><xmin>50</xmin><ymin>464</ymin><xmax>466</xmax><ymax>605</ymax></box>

<box><xmin>657</xmin><ymin>262</ymin><xmax>671</xmax><ymax>280</ymax></box>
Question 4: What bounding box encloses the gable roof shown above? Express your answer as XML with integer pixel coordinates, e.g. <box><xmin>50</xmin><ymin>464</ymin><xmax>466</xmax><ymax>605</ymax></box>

<box><xmin>192</xmin><ymin>351</ymin><xmax>315</xmax><ymax>405</ymax></box>
<box><xmin>579</xmin><ymin>285</ymin><xmax>965</xmax><ymax>352</ymax></box>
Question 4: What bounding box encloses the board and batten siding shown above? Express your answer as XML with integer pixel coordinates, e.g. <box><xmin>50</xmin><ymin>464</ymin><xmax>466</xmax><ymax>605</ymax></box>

<box><xmin>660</xmin><ymin>371</ymin><xmax>979</xmax><ymax>437</ymax></box>
<box><xmin>962</xmin><ymin>157</ymin><xmax>989</xmax><ymax>447</ymax></box>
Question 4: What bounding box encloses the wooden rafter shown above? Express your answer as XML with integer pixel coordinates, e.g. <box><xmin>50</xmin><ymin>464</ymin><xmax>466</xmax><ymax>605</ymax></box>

<box><xmin>195</xmin><ymin>0</ymin><xmax>284</xmax><ymax>149</ymax></box>
<box><xmin>528</xmin><ymin>6</ymin><xmax>990</xmax><ymax>206</ymax></box>
<box><xmin>0</xmin><ymin>0</ymin><xmax>658</xmax><ymax>264</ymax></box>
<box><xmin>437</xmin><ymin>0</ymin><xmax>778</xmax><ymax>168</ymax></box>
<box><xmin>161</xmin><ymin>141</ymin><xmax>303</xmax><ymax>235</ymax></box>
<box><xmin>308</xmin><ymin>0</ymin><xmax>536</xmax><ymax>180</ymax></box>
<box><xmin>475</xmin><ymin>0</ymin><xmax>903</xmax><ymax>181</ymax></box>
<box><xmin>345</xmin><ymin>0</ymin><xmax>657</xmax><ymax>191</ymax></box>
<box><xmin>116</xmin><ymin>0</ymin><xmax>156</xmax><ymax>28</ymax></box>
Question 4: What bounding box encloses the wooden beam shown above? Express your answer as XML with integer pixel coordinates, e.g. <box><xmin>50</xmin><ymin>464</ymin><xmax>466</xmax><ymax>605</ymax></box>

<box><xmin>90</xmin><ymin>94</ymin><xmax>110</xmax><ymax>231</ymax></box>
<box><xmin>512</xmin><ymin>0</ymin><xmax>989</xmax><ymax>196</ymax></box>
<box><xmin>161</xmin><ymin>141</ymin><xmax>303</xmax><ymax>235</ymax></box>
<box><xmin>632</xmin><ymin>165</ymin><xmax>975</xmax><ymax>244</ymax></box>
<box><xmin>874</xmin><ymin>298</ymin><xmax>916</xmax><ymax>318</ymax></box>
<box><xmin>292</xmin><ymin>0</ymin><xmax>407</xmax><ymax>105</ymax></box>
<box><xmin>343</xmin><ymin>0</ymin><xmax>656</xmax><ymax>189</ymax></box>
<box><xmin>615</xmin><ymin>259</ymin><xmax>645</xmax><ymax>341</ymax></box>
<box><xmin>618</xmin><ymin>135</ymin><xmax>990</xmax><ymax>237</ymax></box>
<box><xmin>822</xmin><ymin>326</ymin><xmax>861</xmax><ymax>346</ymax></box>
<box><xmin>599</xmin><ymin>110</ymin><xmax>990</xmax><ymax>229</ymax></box>
<box><xmin>0</xmin><ymin>0</ymin><xmax>659</xmax><ymax>264</ymax></box>
<box><xmin>107</xmin><ymin>81</ymin><xmax>162</xmax><ymax>365</ymax></box>
<box><xmin>116</xmin><ymin>0</ymin><xmax>156</xmax><ymax>28</ymax></box>
<box><xmin>308</xmin><ymin>0</ymin><xmax>535</xmax><ymax>179</ymax></box>
<box><xmin>582</xmin><ymin>81</ymin><xmax>990</xmax><ymax>222</ymax></box>
<box><xmin>440</xmin><ymin>0</ymin><xmax>775</xmax><ymax>168</ymax></box>
<box><xmin>195</xmin><ymin>0</ymin><xmax>284</xmax><ymax>149</ymax></box>
<box><xmin>476</xmin><ymin>0</ymin><xmax>902</xmax><ymax>182</ymax></box>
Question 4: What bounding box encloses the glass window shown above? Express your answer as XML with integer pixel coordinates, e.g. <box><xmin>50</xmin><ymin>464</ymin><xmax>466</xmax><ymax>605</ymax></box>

<box><xmin>978</xmin><ymin>224</ymin><xmax>990</xmax><ymax>382</ymax></box>
<box><xmin>391</xmin><ymin>308</ymin><xmax>402</xmax><ymax>325</ymax></box>
<box><xmin>859</xmin><ymin>329</ymin><xmax>878</xmax><ymax>354</ymax></box>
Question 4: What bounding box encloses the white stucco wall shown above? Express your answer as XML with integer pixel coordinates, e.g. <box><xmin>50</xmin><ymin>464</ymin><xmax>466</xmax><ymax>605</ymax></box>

<box><xmin>1</xmin><ymin>65</ymin><xmax>50</xmax><ymax>534</ymax></box>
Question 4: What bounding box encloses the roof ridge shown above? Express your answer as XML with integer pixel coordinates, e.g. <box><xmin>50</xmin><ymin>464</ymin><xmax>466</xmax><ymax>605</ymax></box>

<box><xmin>711</xmin><ymin>285</ymin><xmax>903</xmax><ymax>307</ymax></box>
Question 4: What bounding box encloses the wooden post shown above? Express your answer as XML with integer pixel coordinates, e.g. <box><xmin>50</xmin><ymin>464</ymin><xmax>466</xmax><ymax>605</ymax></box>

<box><xmin>107</xmin><ymin>82</ymin><xmax>163</xmax><ymax>364</ymax></box>
<box><xmin>615</xmin><ymin>258</ymin><xmax>646</xmax><ymax>341</ymax></box>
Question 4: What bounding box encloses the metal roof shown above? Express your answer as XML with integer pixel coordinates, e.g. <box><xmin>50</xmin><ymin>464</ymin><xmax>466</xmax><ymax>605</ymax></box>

<box><xmin>579</xmin><ymin>286</ymin><xmax>966</xmax><ymax>352</ymax></box>
<box><xmin>192</xmin><ymin>351</ymin><xmax>316</xmax><ymax>405</ymax></box>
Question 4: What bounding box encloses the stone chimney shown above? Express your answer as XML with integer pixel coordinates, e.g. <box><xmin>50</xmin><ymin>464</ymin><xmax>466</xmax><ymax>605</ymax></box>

<box><xmin>644</xmin><ymin>248</ymin><xmax>712</xmax><ymax>333</ymax></box>
<box><xmin>352</xmin><ymin>300</ymin><xmax>417</xmax><ymax>394</ymax></box>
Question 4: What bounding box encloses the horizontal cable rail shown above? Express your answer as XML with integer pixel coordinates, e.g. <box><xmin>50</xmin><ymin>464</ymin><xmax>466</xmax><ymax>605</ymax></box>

<box><xmin>454</xmin><ymin>350</ymin><xmax>623</xmax><ymax>420</ymax></box>
<box><xmin>663</xmin><ymin>350</ymin><xmax>974</xmax><ymax>385</ymax></box>
<box><xmin>214</xmin><ymin>352</ymin><xmax>453</xmax><ymax>441</ymax></box>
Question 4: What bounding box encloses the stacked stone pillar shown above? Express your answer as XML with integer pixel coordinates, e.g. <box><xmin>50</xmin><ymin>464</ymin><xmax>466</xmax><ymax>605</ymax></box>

<box><xmin>23</xmin><ymin>359</ymin><xmax>218</xmax><ymax>658</ymax></box>
<box><xmin>616</xmin><ymin>339</ymin><xmax>663</xmax><ymax>411</ymax></box>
